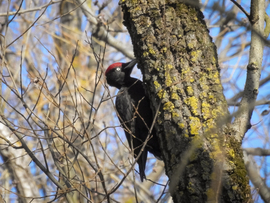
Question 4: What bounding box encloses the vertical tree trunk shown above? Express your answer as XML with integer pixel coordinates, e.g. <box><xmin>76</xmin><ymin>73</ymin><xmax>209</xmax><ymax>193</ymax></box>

<box><xmin>120</xmin><ymin>0</ymin><xmax>251</xmax><ymax>202</ymax></box>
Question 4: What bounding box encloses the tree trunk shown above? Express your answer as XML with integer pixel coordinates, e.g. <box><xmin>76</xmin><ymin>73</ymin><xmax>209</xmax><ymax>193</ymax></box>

<box><xmin>120</xmin><ymin>0</ymin><xmax>251</xmax><ymax>202</ymax></box>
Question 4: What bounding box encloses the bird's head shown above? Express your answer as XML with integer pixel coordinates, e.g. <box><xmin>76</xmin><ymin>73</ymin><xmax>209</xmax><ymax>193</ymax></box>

<box><xmin>105</xmin><ymin>59</ymin><xmax>137</xmax><ymax>89</ymax></box>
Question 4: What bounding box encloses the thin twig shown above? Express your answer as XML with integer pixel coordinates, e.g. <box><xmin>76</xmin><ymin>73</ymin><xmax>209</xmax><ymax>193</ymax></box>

<box><xmin>6</xmin><ymin>0</ymin><xmax>52</xmax><ymax>48</ymax></box>
<box><xmin>230</xmin><ymin>0</ymin><xmax>250</xmax><ymax>20</ymax></box>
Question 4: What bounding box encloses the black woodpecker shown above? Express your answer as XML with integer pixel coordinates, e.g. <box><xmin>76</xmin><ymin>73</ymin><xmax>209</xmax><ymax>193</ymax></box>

<box><xmin>105</xmin><ymin>60</ymin><xmax>161</xmax><ymax>182</ymax></box>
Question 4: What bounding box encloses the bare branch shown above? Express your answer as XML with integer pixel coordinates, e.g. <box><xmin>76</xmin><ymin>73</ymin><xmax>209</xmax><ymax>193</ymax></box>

<box><xmin>232</xmin><ymin>0</ymin><xmax>265</xmax><ymax>141</ymax></box>
<box><xmin>244</xmin><ymin>148</ymin><xmax>270</xmax><ymax>156</ymax></box>
<box><xmin>243</xmin><ymin>151</ymin><xmax>270</xmax><ymax>202</ymax></box>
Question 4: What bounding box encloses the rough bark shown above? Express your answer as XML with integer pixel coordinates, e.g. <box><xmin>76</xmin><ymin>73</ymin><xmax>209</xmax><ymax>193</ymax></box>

<box><xmin>120</xmin><ymin>0</ymin><xmax>251</xmax><ymax>202</ymax></box>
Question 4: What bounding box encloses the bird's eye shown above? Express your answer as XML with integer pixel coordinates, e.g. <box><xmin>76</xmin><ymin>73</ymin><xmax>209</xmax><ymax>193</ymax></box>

<box><xmin>116</xmin><ymin>67</ymin><xmax>121</xmax><ymax>71</ymax></box>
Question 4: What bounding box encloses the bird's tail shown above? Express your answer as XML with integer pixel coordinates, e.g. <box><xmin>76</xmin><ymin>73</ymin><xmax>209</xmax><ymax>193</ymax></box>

<box><xmin>138</xmin><ymin>150</ymin><xmax>147</xmax><ymax>182</ymax></box>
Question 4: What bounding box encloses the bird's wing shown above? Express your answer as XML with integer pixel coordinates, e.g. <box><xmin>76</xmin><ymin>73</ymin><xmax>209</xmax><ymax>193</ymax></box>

<box><xmin>115</xmin><ymin>89</ymin><xmax>134</xmax><ymax>131</ymax></box>
<box><xmin>116</xmin><ymin>88</ymin><xmax>148</xmax><ymax>181</ymax></box>
<box><xmin>129</xmin><ymin>82</ymin><xmax>163</xmax><ymax>159</ymax></box>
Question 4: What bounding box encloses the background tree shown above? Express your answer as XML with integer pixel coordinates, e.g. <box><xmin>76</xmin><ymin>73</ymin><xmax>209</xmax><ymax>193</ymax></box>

<box><xmin>0</xmin><ymin>0</ymin><xmax>269</xmax><ymax>202</ymax></box>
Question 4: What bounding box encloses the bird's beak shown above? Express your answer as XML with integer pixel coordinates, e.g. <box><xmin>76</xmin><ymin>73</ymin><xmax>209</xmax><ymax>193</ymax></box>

<box><xmin>123</xmin><ymin>59</ymin><xmax>137</xmax><ymax>75</ymax></box>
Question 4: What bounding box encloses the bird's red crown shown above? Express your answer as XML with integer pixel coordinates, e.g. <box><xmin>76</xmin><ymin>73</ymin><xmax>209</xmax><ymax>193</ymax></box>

<box><xmin>105</xmin><ymin>63</ymin><xmax>122</xmax><ymax>76</ymax></box>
